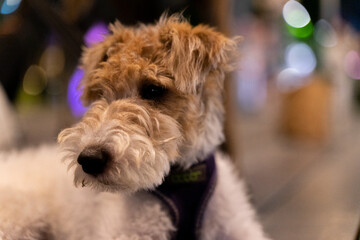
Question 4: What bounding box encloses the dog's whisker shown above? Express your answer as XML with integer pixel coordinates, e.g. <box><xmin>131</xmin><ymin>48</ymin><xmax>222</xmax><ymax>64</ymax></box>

<box><xmin>153</xmin><ymin>118</ymin><xmax>160</xmax><ymax>132</ymax></box>
<box><xmin>67</xmin><ymin>161</ymin><xmax>77</xmax><ymax>171</ymax></box>
<box><xmin>157</xmin><ymin>136</ymin><xmax>181</xmax><ymax>144</ymax></box>
<box><xmin>115</xmin><ymin>167</ymin><xmax>121</xmax><ymax>176</ymax></box>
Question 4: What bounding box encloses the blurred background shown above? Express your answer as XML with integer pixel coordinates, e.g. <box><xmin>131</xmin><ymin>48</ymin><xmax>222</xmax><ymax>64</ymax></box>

<box><xmin>0</xmin><ymin>0</ymin><xmax>360</xmax><ymax>239</ymax></box>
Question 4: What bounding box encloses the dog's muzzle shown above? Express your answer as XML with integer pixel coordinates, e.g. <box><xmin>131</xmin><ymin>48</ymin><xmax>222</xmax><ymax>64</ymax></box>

<box><xmin>77</xmin><ymin>146</ymin><xmax>110</xmax><ymax>176</ymax></box>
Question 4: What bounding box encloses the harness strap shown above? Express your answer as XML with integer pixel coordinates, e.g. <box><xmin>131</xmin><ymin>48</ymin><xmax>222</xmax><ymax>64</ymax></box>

<box><xmin>151</xmin><ymin>154</ymin><xmax>217</xmax><ymax>240</ymax></box>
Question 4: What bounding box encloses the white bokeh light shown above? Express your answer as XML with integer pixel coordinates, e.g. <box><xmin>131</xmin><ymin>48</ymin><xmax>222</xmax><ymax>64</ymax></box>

<box><xmin>315</xmin><ymin>19</ymin><xmax>338</xmax><ymax>48</ymax></box>
<box><xmin>277</xmin><ymin>68</ymin><xmax>309</xmax><ymax>92</ymax></box>
<box><xmin>285</xmin><ymin>43</ymin><xmax>317</xmax><ymax>76</ymax></box>
<box><xmin>283</xmin><ymin>0</ymin><xmax>311</xmax><ymax>28</ymax></box>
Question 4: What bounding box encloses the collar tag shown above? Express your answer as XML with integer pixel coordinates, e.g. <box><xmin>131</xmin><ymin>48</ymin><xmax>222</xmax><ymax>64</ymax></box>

<box><xmin>168</xmin><ymin>164</ymin><xmax>207</xmax><ymax>184</ymax></box>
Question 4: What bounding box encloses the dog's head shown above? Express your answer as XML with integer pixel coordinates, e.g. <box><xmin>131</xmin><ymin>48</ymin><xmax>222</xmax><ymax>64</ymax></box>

<box><xmin>58</xmin><ymin>14</ymin><xmax>240</xmax><ymax>193</ymax></box>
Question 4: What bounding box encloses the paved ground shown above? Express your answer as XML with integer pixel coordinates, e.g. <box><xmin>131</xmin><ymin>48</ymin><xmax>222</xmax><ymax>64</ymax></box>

<box><xmin>236</xmin><ymin>93</ymin><xmax>360</xmax><ymax>240</ymax></box>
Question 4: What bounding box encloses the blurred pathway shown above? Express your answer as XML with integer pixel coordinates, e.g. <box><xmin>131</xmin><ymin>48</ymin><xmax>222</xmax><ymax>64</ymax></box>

<box><xmin>238</xmin><ymin>98</ymin><xmax>360</xmax><ymax>240</ymax></box>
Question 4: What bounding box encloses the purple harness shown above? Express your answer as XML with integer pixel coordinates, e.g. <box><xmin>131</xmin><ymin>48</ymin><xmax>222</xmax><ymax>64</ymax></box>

<box><xmin>151</xmin><ymin>154</ymin><xmax>217</xmax><ymax>240</ymax></box>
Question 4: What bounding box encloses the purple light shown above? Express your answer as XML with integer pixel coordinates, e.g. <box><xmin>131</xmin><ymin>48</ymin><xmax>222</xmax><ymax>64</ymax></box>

<box><xmin>344</xmin><ymin>50</ymin><xmax>360</xmax><ymax>80</ymax></box>
<box><xmin>67</xmin><ymin>22</ymin><xmax>108</xmax><ymax>117</ymax></box>
<box><xmin>67</xmin><ymin>68</ymin><xmax>88</xmax><ymax>117</ymax></box>
<box><xmin>84</xmin><ymin>22</ymin><xmax>109</xmax><ymax>46</ymax></box>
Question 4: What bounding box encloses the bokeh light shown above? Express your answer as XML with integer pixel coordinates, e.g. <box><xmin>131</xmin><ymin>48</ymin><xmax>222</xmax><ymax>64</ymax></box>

<box><xmin>84</xmin><ymin>22</ymin><xmax>109</xmax><ymax>46</ymax></box>
<box><xmin>236</xmin><ymin>77</ymin><xmax>267</xmax><ymax>113</ymax></box>
<box><xmin>65</xmin><ymin>22</ymin><xmax>108</xmax><ymax>117</ymax></box>
<box><xmin>6</xmin><ymin>0</ymin><xmax>20</xmax><ymax>5</ymax></box>
<box><xmin>39</xmin><ymin>45</ymin><xmax>65</xmax><ymax>78</ymax></box>
<box><xmin>343</xmin><ymin>50</ymin><xmax>360</xmax><ymax>80</ymax></box>
<box><xmin>22</xmin><ymin>65</ymin><xmax>47</xmax><ymax>95</ymax></box>
<box><xmin>287</xmin><ymin>21</ymin><xmax>314</xmax><ymax>38</ymax></box>
<box><xmin>285</xmin><ymin>42</ymin><xmax>317</xmax><ymax>77</ymax></box>
<box><xmin>314</xmin><ymin>20</ymin><xmax>338</xmax><ymax>48</ymax></box>
<box><xmin>67</xmin><ymin>68</ymin><xmax>88</xmax><ymax>117</ymax></box>
<box><xmin>0</xmin><ymin>0</ymin><xmax>21</xmax><ymax>15</ymax></box>
<box><xmin>276</xmin><ymin>68</ymin><xmax>309</xmax><ymax>92</ymax></box>
<box><xmin>283</xmin><ymin>0</ymin><xmax>311</xmax><ymax>28</ymax></box>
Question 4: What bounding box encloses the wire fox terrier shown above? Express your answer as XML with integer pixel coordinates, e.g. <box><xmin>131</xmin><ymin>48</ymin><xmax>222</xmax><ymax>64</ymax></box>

<box><xmin>0</xmin><ymin>14</ymin><xmax>270</xmax><ymax>240</ymax></box>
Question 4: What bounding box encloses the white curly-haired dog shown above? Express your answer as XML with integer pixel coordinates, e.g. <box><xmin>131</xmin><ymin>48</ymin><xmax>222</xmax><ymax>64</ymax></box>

<box><xmin>0</xmin><ymin>15</ymin><xmax>270</xmax><ymax>240</ymax></box>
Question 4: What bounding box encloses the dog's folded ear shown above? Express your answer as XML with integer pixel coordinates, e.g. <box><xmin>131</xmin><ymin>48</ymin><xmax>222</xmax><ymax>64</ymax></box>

<box><xmin>80</xmin><ymin>21</ymin><xmax>133</xmax><ymax>105</ymax></box>
<box><xmin>159</xmin><ymin>15</ymin><xmax>242</xmax><ymax>93</ymax></box>
<box><xmin>81</xmin><ymin>21</ymin><xmax>127</xmax><ymax>75</ymax></box>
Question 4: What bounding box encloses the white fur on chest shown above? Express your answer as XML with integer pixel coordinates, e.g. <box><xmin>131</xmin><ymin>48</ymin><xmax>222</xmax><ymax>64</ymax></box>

<box><xmin>0</xmin><ymin>145</ymin><xmax>268</xmax><ymax>240</ymax></box>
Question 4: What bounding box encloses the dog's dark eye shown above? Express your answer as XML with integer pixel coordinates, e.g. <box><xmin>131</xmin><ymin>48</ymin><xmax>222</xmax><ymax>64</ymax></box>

<box><xmin>101</xmin><ymin>54</ymin><xmax>108</xmax><ymax>63</ymax></box>
<box><xmin>140</xmin><ymin>84</ymin><xmax>167</xmax><ymax>101</ymax></box>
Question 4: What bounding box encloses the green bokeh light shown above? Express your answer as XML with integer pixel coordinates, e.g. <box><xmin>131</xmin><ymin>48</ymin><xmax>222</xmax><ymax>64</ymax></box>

<box><xmin>287</xmin><ymin>21</ymin><xmax>314</xmax><ymax>39</ymax></box>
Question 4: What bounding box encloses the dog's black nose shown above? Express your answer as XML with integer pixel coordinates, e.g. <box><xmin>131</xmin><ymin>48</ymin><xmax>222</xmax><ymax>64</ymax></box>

<box><xmin>77</xmin><ymin>147</ymin><xmax>110</xmax><ymax>176</ymax></box>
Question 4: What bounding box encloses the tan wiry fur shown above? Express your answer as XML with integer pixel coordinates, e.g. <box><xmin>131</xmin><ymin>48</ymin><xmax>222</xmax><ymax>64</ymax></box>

<box><xmin>58</xmin><ymin>14</ymin><xmax>241</xmax><ymax>192</ymax></box>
